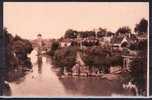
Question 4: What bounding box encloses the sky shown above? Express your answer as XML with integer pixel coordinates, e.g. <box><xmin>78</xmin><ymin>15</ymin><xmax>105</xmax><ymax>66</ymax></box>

<box><xmin>4</xmin><ymin>2</ymin><xmax>149</xmax><ymax>39</ymax></box>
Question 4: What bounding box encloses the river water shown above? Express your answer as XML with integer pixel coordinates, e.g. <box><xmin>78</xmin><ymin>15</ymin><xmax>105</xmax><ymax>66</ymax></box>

<box><xmin>8</xmin><ymin>50</ymin><xmax>130</xmax><ymax>97</ymax></box>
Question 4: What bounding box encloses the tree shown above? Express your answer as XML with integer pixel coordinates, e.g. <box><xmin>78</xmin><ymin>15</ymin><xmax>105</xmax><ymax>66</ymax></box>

<box><xmin>79</xmin><ymin>31</ymin><xmax>89</xmax><ymax>38</ymax></box>
<box><xmin>134</xmin><ymin>18</ymin><xmax>148</xmax><ymax>35</ymax></box>
<box><xmin>87</xmin><ymin>31</ymin><xmax>96</xmax><ymax>37</ymax></box>
<box><xmin>52</xmin><ymin>46</ymin><xmax>77</xmax><ymax>73</ymax></box>
<box><xmin>129</xmin><ymin>39</ymin><xmax>147</xmax><ymax>51</ymax></box>
<box><xmin>116</xmin><ymin>26</ymin><xmax>131</xmax><ymax>36</ymax></box>
<box><xmin>82</xmin><ymin>47</ymin><xmax>112</xmax><ymax>73</ymax></box>
<box><xmin>97</xmin><ymin>27</ymin><xmax>107</xmax><ymax>38</ymax></box>
<box><xmin>48</xmin><ymin>40</ymin><xmax>60</xmax><ymax>56</ymax></box>
<box><xmin>4</xmin><ymin>28</ymin><xmax>18</xmax><ymax>74</ymax></box>
<box><xmin>13</xmin><ymin>35</ymin><xmax>33</xmax><ymax>69</ymax></box>
<box><xmin>3</xmin><ymin>28</ymin><xmax>33</xmax><ymax>82</ymax></box>
<box><xmin>109</xmin><ymin>55</ymin><xmax>123</xmax><ymax>67</ymax></box>
<box><xmin>64</xmin><ymin>29</ymin><xmax>78</xmax><ymax>39</ymax></box>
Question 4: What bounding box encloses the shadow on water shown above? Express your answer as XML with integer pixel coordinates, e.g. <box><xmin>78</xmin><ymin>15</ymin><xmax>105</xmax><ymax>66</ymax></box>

<box><xmin>0</xmin><ymin>75</ymin><xmax>12</xmax><ymax>96</ymax></box>
<box><xmin>2</xmin><ymin>58</ymin><xmax>33</xmax><ymax>96</ymax></box>
<box><xmin>2</xmin><ymin>66</ymin><xmax>32</xmax><ymax>96</ymax></box>
<box><xmin>1</xmin><ymin>83</ymin><xmax>12</xmax><ymax>96</ymax></box>
<box><xmin>58</xmin><ymin>77</ymin><xmax>129</xmax><ymax>96</ymax></box>
<box><xmin>7</xmin><ymin>70</ymin><xmax>26</xmax><ymax>84</ymax></box>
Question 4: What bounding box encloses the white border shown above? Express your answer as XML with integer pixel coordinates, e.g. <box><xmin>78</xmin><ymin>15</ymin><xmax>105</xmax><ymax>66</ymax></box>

<box><xmin>2</xmin><ymin>1</ymin><xmax>150</xmax><ymax>98</ymax></box>
<box><xmin>147</xmin><ymin>1</ymin><xmax>150</xmax><ymax>97</ymax></box>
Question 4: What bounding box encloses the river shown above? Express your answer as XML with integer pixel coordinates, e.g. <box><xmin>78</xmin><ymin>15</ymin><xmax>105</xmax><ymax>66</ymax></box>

<box><xmin>8</xmin><ymin>50</ymin><xmax>130</xmax><ymax>97</ymax></box>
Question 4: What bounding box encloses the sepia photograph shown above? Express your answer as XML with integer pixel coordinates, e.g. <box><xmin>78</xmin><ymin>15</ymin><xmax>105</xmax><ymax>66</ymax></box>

<box><xmin>1</xmin><ymin>2</ymin><xmax>149</xmax><ymax>97</ymax></box>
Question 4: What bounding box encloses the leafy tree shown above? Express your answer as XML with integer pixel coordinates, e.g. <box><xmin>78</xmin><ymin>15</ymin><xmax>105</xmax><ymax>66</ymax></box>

<box><xmin>52</xmin><ymin>46</ymin><xmax>77</xmax><ymax>73</ymax></box>
<box><xmin>70</xmin><ymin>40</ymin><xmax>78</xmax><ymax>47</ymax></box>
<box><xmin>109</xmin><ymin>55</ymin><xmax>123</xmax><ymax>67</ymax></box>
<box><xmin>4</xmin><ymin>29</ymin><xmax>18</xmax><ymax>72</ymax></box>
<box><xmin>82</xmin><ymin>47</ymin><xmax>111</xmax><ymax>73</ymax></box>
<box><xmin>97</xmin><ymin>28</ymin><xmax>107</xmax><ymax>38</ymax></box>
<box><xmin>81</xmin><ymin>39</ymin><xmax>99</xmax><ymax>47</ymax></box>
<box><xmin>81</xmin><ymin>46</ymin><xmax>124</xmax><ymax>73</ymax></box>
<box><xmin>79</xmin><ymin>31</ymin><xmax>89</xmax><ymax>38</ymax></box>
<box><xmin>87</xmin><ymin>31</ymin><xmax>96</xmax><ymax>37</ymax></box>
<box><xmin>116</xmin><ymin>26</ymin><xmax>131</xmax><ymax>36</ymax></box>
<box><xmin>129</xmin><ymin>39</ymin><xmax>147</xmax><ymax>51</ymax></box>
<box><xmin>64</xmin><ymin>29</ymin><xmax>78</xmax><ymax>38</ymax></box>
<box><xmin>49</xmin><ymin>40</ymin><xmax>60</xmax><ymax>56</ymax></box>
<box><xmin>13</xmin><ymin>36</ymin><xmax>33</xmax><ymax>69</ymax></box>
<box><xmin>78</xmin><ymin>31</ymin><xmax>95</xmax><ymax>38</ymax></box>
<box><xmin>134</xmin><ymin>18</ymin><xmax>148</xmax><ymax>35</ymax></box>
<box><xmin>3</xmin><ymin>28</ymin><xmax>33</xmax><ymax>82</ymax></box>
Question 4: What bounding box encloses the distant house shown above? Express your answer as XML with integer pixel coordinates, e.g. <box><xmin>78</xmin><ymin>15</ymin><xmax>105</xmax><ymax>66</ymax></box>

<box><xmin>103</xmin><ymin>36</ymin><xmax>112</xmax><ymax>43</ymax></box>
<box><xmin>137</xmin><ymin>33</ymin><xmax>147</xmax><ymax>40</ymax></box>
<box><xmin>111</xmin><ymin>36</ymin><xmax>129</xmax><ymax>50</ymax></box>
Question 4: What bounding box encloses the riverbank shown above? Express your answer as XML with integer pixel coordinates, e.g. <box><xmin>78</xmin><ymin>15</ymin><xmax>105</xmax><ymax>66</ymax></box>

<box><xmin>51</xmin><ymin>66</ymin><xmax>121</xmax><ymax>81</ymax></box>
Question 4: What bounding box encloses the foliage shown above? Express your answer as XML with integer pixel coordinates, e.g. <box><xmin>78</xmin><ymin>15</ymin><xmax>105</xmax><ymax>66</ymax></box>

<box><xmin>81</xmin><ymin>39</ymin><xmax>99</xmax><ymax>47</ymax></box>
<box><xmin>109</xmin><ymin>55</ymin><xmax>123</xmax><ymax>67</ymax></box>
<box><xmin>134</xmin><ymin>18</ymin><xmax>148</xmax><ymax>35</ymax></box>
<box><xmin>129</xmin><ymin>39</ymin><xmax>147</xmax><ymax>51</ymax></box>
<box><xmin>116</xmin><ymin>26</ymin><xmax>131</xmax><ymax>36</ymax></box>
<box><xmin>52</xmin><ymin>46</ymin><xmax>77</xmax><ymax>72</ymax></box>
<box><xmin>70</xmin><ymin>40</ymin><xmax>79</xmax><ymax>47</ymax></box>
<box><xmin>48</xmin><ymin>40</ymin><xmax>60</xmax><ymax>56</ymax></box>
<box><xmin>64</xmin><ymin>29</ymin><xmax>78</xmax><ymax>39</ymax></box>
<box><xmin>106</xmin><ymin>31</ymin><xmax>114</xmax><ymax>37</ymax></box>
<box><xmin>79</xmin><ymin>31</ymin><xmax>96</xmax><ymax>38</ymax></box>
<box><xmin>96</xmin><ymin>28</ymin><xmax>107</xmax><ymax>38</ymax></box>
<box><xmin>82</xmin><ymin>47</ymin><xmax>123</xmax><ymax>73</ymax></box>
<box><xmin>3</xmin><ymin>28</ymin><xmax>33</xmax><ymax>82</ymax></box>
<box><xmin>13</xmin><ymin>35</ymin><xmax>33</xmax><ymax>54</ymax></box>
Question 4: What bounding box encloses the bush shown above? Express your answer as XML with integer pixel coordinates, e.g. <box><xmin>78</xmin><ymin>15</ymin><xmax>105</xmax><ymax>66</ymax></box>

<box><xmin>129</xmin><ymin>39</ymin><xmax>147</xmax><ymax>51</ymax></box>
<box><xmin>82</xmin><ymin>47</ymin><xmax>111</xmax><ymax>73</ymax></box>
<box><xmin>52</xmin><ymin>46</ymin><xmax>77</xmax><ymax>72</ymax></box>
<box><xmin>81</xmin><ymin>46</ymin><xmax>124</xmax><ymax>73</ymax></box>
<box><xmin>48</xmin><ymin>40</ymin><xmax>60</xmax><ymax>56</ymax></box>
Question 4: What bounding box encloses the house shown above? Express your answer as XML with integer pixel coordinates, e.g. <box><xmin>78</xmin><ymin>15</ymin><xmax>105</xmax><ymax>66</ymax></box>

<box><xmin>111</xmin><ymin>36</ymin><xmax>130</xmax><ymax>51</ymax></box>
<box><xmin>103</xmin><ymin>36</ymin><xmax>112</xmax><ymax>43</ymax></box>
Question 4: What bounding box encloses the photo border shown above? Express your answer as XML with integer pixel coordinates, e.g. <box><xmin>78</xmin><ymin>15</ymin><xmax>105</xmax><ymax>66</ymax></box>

<box><xmin>0</xmin><ymin>0</ymin><xmax>151</xmax><ymax>99</ymax></box>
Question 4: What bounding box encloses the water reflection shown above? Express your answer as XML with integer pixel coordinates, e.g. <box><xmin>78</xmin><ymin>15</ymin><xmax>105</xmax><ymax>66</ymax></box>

<box><xmin>59</xmin><ymin>77</ymin><xmax>129</xmax><ymax>96</ymax></box>
<box><xmin>3</xmin><ymin>83</ymin><xmax>12</xmax><ymax>96</ymax></box>
<box><xmin>7</xmin><ymin>69</ymin><xmax>26</xmax><ymax>83</ymax></box>
<box><xmin>37</xmin><ymin>55</ymin><xmax>42</xmax><ymax>74</ymax></box>
<box><xmin>0</xmin><ymin>81</ymin><xmax>12</xmax><ymax>96</ymax></box>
